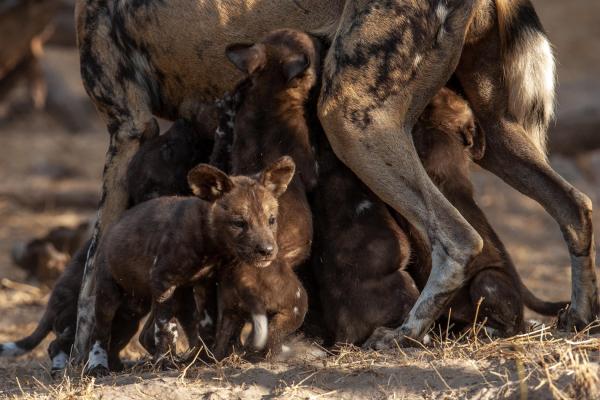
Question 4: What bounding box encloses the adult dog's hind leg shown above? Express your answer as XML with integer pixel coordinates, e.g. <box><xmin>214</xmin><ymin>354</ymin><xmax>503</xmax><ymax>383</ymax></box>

<box><xmin>319</xmin><ymin>0</ymin><xmax>481</xmax><ymax>347</ymax></box>
<box><xmin>456</xmin><ymin>10</ymin><xmax>598</xmax><ymax>330</ymax></box>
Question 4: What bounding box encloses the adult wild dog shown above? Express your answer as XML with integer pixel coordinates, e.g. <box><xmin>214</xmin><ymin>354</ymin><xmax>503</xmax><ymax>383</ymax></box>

<box><xmin>75</xmin><ymin>0</ymin><xmax>596</xmax><ymax>353</ymax></box>
<box><xmin>366</xmin><ymin>88</ymin><xmax>569</xmax><ymax>347</ymax></box>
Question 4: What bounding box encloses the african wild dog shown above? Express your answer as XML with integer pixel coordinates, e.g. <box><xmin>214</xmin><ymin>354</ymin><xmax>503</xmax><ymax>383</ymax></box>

<box><xmin>126</xmin><ymin>119</ymin><xmax>214</xmax><ymax>205</ymax></box>
<box><xmin>0</xmin><ymin>120</ymin><xmax>218</xmax><ymax>372</ymax></box>
<box><xmin>209</xmin><ymin>30</ymin><xmax>322</xmax><ymax>358</ymax></box>
<box><xmin>0</xmin><ymin>243</ymin><xmax>88</xmax><ymax>373</ymax></box>
<box><xmin>11</xmin><ymin>222</ymin><xmax>91</xmax><ymax>286</ymax></box>
<box><xmin>410</xmin><ymin>88</ymin><xmax>568</xmax><ymax>336</ymax></box>
<box><xmin>365</xmin><ymin>88</ymin><xmax>569</xmax><ymax>346</ymax></box>
<box><xmin>86</xmin><ymin>158</ymin><xmax>295</xmax><ymax>375</ymax></box>
<box><xmin>75</xmin><ymin>0</ymin><xmax>596</xmax><ymax>353</ymax></box>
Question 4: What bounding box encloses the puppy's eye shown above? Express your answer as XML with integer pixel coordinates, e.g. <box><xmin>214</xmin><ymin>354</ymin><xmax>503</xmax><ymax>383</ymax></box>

<box><xmin>231</xmin><ymin>219</ymin><xmax>247</xmax><ymax>229</ymax></box>
<box><xmin>268</xmin><ymin>215</ymin><xmax>276</xmax><ymax>226</ymax></box>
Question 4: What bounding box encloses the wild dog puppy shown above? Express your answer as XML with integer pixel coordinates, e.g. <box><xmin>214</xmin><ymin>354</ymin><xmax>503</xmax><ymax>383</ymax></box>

<box><xmin>11</xmin><ymin>222</ymin><xmax>91</xmax><ymax>286</ymax></box>
<box><xmin>126</xmin><ymin>119</ymin><xmax>214</xmax><ymax>205</ymax></box>
<box><xmin>86</xmin><ymin>158</ymin><xmax>294</xmax><ymax>375</ymax></box>
<box><xmin>311</xmin><ymin>121</ymin><xmax>420</xmax><ymax>345</ymax></box>
<box><xmin>0</xmin><ymin>120</ymin><xmax>216</xmax><ymax>373</ymax></box>
<box><xmin>225</xmin><ymin>29</ymin><xmax>318</xmax><ymax>267</ymax></box>
<box><xmin>0</xmin><ymin>242</ymin><xmax>88</xmax><ymax>373</ymax></box>
<box><xmin>210</xmin><ymin>29</ymin><xmax>321</xmax><ymax>358</ymax></box>
<box><xmin>410</xmin><ymin>87</ymin><xmax>568</xmax><ymax>336</ymax></box>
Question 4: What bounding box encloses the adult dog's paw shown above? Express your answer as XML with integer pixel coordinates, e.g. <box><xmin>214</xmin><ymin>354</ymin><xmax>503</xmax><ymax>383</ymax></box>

<box><xmin>557</xmin><ymin>306</ymin><xmax>598</xmax><ymax>333</ymax></box>
<box><xmin>362</xmin><ymin>326</ymin><xmax>431</xmax><ymax>350</ymax></box>
<box><xmin>362</xmin><ymin>327</ymin><xmax>403</xmax><ymax>350</ymax></box>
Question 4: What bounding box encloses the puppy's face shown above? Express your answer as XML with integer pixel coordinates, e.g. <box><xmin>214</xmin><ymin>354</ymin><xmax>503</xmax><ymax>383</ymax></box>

<box><xmin>212</xmin><ymin>178</ymin><xmax>280</xmax><ymax>267</ymax></box>
<box><xmin>188</xmin><ymin>156</ymin><xmax>296</xmax><ymax>267</ymax></box>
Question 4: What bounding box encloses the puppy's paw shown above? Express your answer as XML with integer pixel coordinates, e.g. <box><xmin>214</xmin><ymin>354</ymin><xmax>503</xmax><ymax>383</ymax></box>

<box><xmin>86</xmin><ymin>365</ymin><xmax>109</xmax><ymax>378</ymax></box>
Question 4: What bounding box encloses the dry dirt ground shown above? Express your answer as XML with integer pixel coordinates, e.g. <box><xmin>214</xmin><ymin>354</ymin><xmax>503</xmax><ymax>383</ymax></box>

<box><xmin>1</xmin><ymin>1</ymin><xmax>600</xmax><ymax>399</ymax></box>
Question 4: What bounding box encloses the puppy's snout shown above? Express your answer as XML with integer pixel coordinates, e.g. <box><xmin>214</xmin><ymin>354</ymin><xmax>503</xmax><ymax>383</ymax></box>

<box><xmin>256</xmin><ymin>243</ymin><xmax>275</xmax><ymax>257</ymax></box>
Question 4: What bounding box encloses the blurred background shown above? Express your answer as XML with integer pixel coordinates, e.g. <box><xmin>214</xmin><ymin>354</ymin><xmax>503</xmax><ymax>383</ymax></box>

<box><xmin>0</xmin><ymin>0</ymin><xmax>598</xmax><ymax>349</ymax></box>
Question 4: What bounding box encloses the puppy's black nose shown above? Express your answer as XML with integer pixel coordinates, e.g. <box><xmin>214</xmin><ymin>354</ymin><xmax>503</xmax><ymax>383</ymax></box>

<box><xmin>256</xmin><ymin>244</ymin><xmax>274</xmax><ymax>257</ymax></box>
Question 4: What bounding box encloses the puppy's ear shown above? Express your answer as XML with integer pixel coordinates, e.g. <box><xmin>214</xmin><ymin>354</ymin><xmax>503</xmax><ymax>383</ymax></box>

<box><xmin>260</xmin><ymin>156</ymin><xmax>296</xmax><ymax>198</ymax></box>
<box><xmin>226</xmin><ymin>43</ymin><xmax>266</xmax><ymax>75</ymax></box>
<box><xmin>283</xmin><ymin>54</ymin><xmax>309</xmax><ymax>82</ymax></box>
<box><xmin>188</xmin><ymin>164</ymin><xmax>234</xmax><ymax>201</ymax></box>
<box><xmin>462</xmin><ymin>122</ymin><xmax>485</xmax><ymax>160</ymax></box>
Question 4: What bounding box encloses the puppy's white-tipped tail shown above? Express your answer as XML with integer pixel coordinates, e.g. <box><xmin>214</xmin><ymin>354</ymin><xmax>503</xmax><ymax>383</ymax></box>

<box><xmin>251</xmin><ymin>313</ymin><xmax>268</xmax><ymax>350</ymax></box>
<box><xmin>0</xmin><ymin>342</ymin><xmax>27</xmax><ymax>357</ymax></box>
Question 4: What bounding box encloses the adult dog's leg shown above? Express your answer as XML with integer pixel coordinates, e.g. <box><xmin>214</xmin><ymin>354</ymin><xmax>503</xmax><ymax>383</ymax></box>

<box><xmin>456</xmin><ymin>0</ymin><xmax>598</xmax><ymax>330</ymax></box>
<box><xmin>319</xmin><ymin>0</ymin><xmax>481</xmax><ymax>347</ymax></box>
<box><xmin>73</xmin><ymin>1</ymin><xmax>159</xmax><ymax>359</ymax></box>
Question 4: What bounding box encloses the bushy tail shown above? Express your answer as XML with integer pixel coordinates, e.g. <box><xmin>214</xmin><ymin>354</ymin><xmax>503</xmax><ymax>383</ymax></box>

<box><xmin>0</xmin><ymin>306</ymin><xmax>53</xmax><ymax>357</ymax></box>
<box><xmin>520</xmin><ymin>281</ymin><xmax>568</xmax><ymax>316</ymax></box>
<box><xmin>495</xmin><ymin>0</ymin><xmax>555</xmax><ymax>157</ymax></box>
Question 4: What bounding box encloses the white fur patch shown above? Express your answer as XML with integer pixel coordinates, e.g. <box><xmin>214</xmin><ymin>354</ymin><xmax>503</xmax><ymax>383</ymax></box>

<box><xmin>413</xmin><ymin>53</ymin><xmax>423</xmax><ymax>69</ymax></box>
<box><xmin>281</xmin><ymin>344</ymin><xmax>291</xmax><ymax>353</ymax></box>
<box><xmin>355</xmin><ymin>200</ymin><xmax>373</xmax><ymax>215</ymax></box>
<box><xmin>51</xmin><ymin>351</ymin><xmax>69</xmax><ymax>370</ymax></box>
<box><xmin>0</xmin><ymin>342</ymin><xmax>26</xmax><ymax>357</ymax></box>
<box><xmin>296</xmin><ymin>288</ymin><xmax>301</xmax><ymax>299</ymax></box>
<box><xmin>200</xmin><ymin>310</ymin><xmax>213</xmax><ymax>328</ymax></box>
<box><xmin>435</xmin><ymin>3</ymin><xmax>448</xmax><ymax>41</ymax></box>
<box><xmin>436</xmin><ymin>3</ymin><xmax>449</xmax><ymax>23</ymax></box>
<box><xmin>216</xmin><ymin>127</ymin><xmax>226</xmax><ymax>137</ymax></box>
<box><xmin>251</xmin><ymin>313</ymin><xmax>268</xmax><ymax>350</ymax></box>
<box><xmin>504</xmin><ymin>30</ymin><xmax>555</xmax><ymax>156</ymax></box>
<box><xmin>167</xmin><ymin>321</ymin><xmax>179</xmax><ymax>343</ymax></box>
<box><xmin>88</xmin><ymin>341</ymin><xmax>108</xmax><ymax>370</ymax></box>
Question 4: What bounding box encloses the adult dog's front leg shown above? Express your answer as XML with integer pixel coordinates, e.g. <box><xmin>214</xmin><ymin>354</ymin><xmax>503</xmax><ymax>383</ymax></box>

<box><xmin>319</xmin><ymin>0</ymin><xmax>481</xmax><ymax>347</ymax></box>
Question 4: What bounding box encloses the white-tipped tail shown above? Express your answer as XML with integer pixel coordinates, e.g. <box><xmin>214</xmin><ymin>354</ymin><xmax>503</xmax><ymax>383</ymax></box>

<box><xmin>251</xmin><ymin>313</ymin><xmax>268</xmax><ymax>350</ymax></box>
<box><xmin>497</xmin><ymin>0</ymin><xmax>555</xmax><ymax>157</ymax></box>
<box><xmin>0</xmin><ymin>342</ymin><xmax>27</xmax><ymax>357</ymax></box>
<box><xmin>503</xmin><ymin>29</ymin><xmax>555</xmax><ymax>156</ymax></box>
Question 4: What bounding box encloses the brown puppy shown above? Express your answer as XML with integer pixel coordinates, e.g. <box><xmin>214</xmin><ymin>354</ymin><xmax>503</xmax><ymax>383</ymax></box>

<box><xmin>11</xmin><ymin>222</ymin><xmax>90</xmax><ymax>286</ymax></box>
<box><xmin>87</xmin><ymin>157</ymin><xmax>295</xmax><ymax>375</ymax></box>
<box><xmin>0</xmin><ymin>242</ymin><xmax>88</xmax><ymax>373</ymax></box>
<box><xmin>410</xmin><ymin>87</ymin><xmax>568</xmax><ymax>336</ymax></box>
<box><xmin>210</xmin><ymin>29</ymin><xmax>321</xmax><ymax>358</ymax></box>
<box><xmin>225</xmin><ymin>29</ymin><xmax>318</xmax><ymax>268</ymax></box>
<box><xmin>126</xmin><ymin>119</ymin><xmax>214</xmax><ymax>206</ymax></box>
<box><xmin>0</xmin><ymin>120</ymin><xmax>217</xmax><ymax>372</ymax></box>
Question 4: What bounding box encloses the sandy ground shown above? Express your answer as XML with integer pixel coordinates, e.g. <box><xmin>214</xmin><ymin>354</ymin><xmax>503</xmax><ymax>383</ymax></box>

<box><xmin>1</xmin><ymin>1</ymin><xmax>600</xmax><ymax>398</ymax></box>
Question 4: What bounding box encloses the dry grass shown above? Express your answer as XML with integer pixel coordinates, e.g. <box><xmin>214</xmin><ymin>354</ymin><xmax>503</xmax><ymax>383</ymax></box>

<box><xmin>2</xmin><ymin>314</ymin><xmax>599</xmax><ymax>400</ymax></box>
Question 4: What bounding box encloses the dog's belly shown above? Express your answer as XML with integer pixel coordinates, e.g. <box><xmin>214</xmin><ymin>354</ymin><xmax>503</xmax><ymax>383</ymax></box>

<box><xmin>126</xmin><ymin>0</ymin><xmax>342</xmax><ymax>115</ymax></box>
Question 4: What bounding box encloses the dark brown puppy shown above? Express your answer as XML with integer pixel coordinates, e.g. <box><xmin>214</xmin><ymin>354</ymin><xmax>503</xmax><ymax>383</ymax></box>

<box><xmin>126</xmin><ymin>119</ymin><xmax>214</xmax><ymax>205</ymax></box>
<box><xmin>0</xmin><ymin>120</ymin><xmax>217</xmax><ymax>373</ymax></box>
<box><xmin>210</xmin><ymin>29</ymin><xmax>321</xmax><ymax>358</ymax></box>
<box><xmin>411</xmin><ymin>87</ymin><xmax>568</xmax><ymax>336</ymax></box>
<box><xmin>127</xmin><ymin>118</ymin><xmax>218</xmax><ymax>355</ymax></box>
<box><xmin>226</xmin><ymin>28</ymin><xmax>318</xmax><ymax>268</ymax></box>
<box><xmin>11</xmin><ymin>221</ymin><xmax>90</xmax><ymax>286</ymax></box>
<box><xmin>87</xmin><ymin>158</ymin><xmax>295</xmax><ymax>375</ymax></box>
<box><xmin>0</xmin><ymin>242</ymin><xmax>88</xmax><ymax>372</ymax></box>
